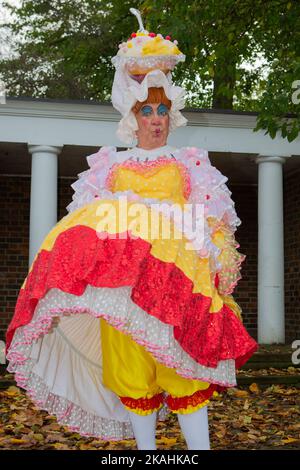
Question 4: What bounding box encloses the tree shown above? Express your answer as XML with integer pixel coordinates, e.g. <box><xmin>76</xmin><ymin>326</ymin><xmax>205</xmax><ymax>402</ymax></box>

<box><xmin>250</xmin><ymin>0</ymin><xmax>300</xmax><ymax>141</ymax></box>
<box><xmin>0</xmin><ymin>0</ymin><xmax>299</xmax><ymax>141</ymax></box>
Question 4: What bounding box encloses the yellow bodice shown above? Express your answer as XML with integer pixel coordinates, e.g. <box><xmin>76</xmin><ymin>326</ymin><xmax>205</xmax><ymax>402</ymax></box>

<box><xmin>110</xmin><ymin>160</ymin><xmax>187</xmax><ymax>207</ymax></box>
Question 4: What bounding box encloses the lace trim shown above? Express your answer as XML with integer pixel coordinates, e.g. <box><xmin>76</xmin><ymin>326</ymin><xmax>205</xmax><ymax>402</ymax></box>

<box><xmin>208</xmin><ymin>218</ymin><xmax>246</xmax><ymax>296</ymax></box>
<box><xmin>66</xmin><ymin>145</ymin><xmax>245</xmax><ymax>286</ymax></box>
<box><xmin>112</xmin><ymin>54</ymin><xmax>185</xmax><ymax>71</ymax></box>
<box><xmin>7</xmin><ymin>302</ymin><xmax>237</xmax><ymax>387</ymax></box>
<box><xmin>5</xmin><ymin>366</ymin><xmax>135</xmax><ymax>441</ymax></box>
<box><xmin>165</xmin><ymin>385</ymin><xmax>217</xmax><ymax>412</ymax></box>
<box><xmin>105</xmin><ymin>157</ymin><xmax>191</xmax><ymax>200</ymax></box>
<box><xmin>120</xmin><ymin>393</ymin><xmax>165</xmax><ymax>414</ymax></box>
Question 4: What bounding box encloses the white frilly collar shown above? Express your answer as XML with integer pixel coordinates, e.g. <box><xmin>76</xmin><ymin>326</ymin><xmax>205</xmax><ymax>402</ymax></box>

<box><xmin>116</xmin><ymin>145</ymin><xmax>177</xmax><ymax>162</ymax></box>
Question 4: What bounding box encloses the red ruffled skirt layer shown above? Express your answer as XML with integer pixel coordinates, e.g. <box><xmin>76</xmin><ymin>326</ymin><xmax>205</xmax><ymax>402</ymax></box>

<box><xmin>6</xmin><ymin>224</ymin><xmax>257</xmax><ymax>373</ymax></box>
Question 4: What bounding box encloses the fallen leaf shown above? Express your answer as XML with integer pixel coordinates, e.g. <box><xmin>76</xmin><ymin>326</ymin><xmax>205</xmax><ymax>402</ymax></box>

<box><xmin>234</xmin><ymin>390</ymin><xmax>249</xmax><ymax>398</ymax></box>
<box><xmin>45</xmin><ymin>432</ymin><xmax>69</xmax><ymax>443</ymax></box>
<box><xmin>281</xmin><ymin>437</ymin><xmax>300</xmax><ymax>444</ymax></box>
<box><xmin>243</xmin><ymin>415</ymin><xmax>252</xmax><ymax>425</ymax></box>
<box><xmin>10</xmin><ymin>438</ymin><xmax>28</xmax><ymax>445</ymax></box>
<box><xmin>52</xmin><ymin>442</ymin><xmax>70</xmax><ymax>450</ymax></box>
<box><xmin>215</xmin><ymin>431</ymin><xmax>227</xmax><ymax>439</ymax></box>
<box><xmin>157</xmin><ymin>437</ymin><xmax>178</xmax><ymax>446</ymax></box>
<box><xmin>32</xmin><ymin>433</ymin><xmax>44</xmax><ymax>442</ymax></box>
<box><xmin>243</xmin><ymin>399</ymin><xmax>250</xmax><ymax>410</ymax></box>
<box><xmin>5</xmin><ymin>386</ymin><xmax>21</xmax><ymax>397</ymax></box>
<box><xmin>42</xmin><ymin>423</ymin><xmax>62</xmax><ymax>432</ymax></box>
<box><xmin>79</xmin><ymin>443</ymin><xmax>97</xmax><ymax>450</ymax></box>
<box><xmin>1</xmin><ymin>369</ymin><xmax>300</xmax><ymax>451</ymax></box>
<box><xmin>249</xmin><ymin>383</ymin><xmax>260</xmax><ymax>394</ymax></box>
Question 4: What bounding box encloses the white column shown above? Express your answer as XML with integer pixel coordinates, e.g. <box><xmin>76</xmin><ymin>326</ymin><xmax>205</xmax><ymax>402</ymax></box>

<box><xmin>255</xmin><ymin>155</ymin><xmax>288</xmax><ymax>344</ymax></box>
<box><xmin>28</xmin><ymin>145</ymin><xmax>62</xmax><ymax>267</ymax></box>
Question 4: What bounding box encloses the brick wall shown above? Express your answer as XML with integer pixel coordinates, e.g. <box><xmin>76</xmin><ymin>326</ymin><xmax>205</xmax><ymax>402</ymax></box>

<box><xmin>284</xmin><ymin>169</ymin><xmax>300</xmax><ymax>344</ymax></box>
<box><xmin>228</xmin><ymin>184</ymin><xmax>258</xmax><ymax>340</ymax></box>
<box><xmin>0</xmin><ymin>177</ymin><xmax>260</xmax><ymax>342</ymax></box>
<box><xmin>58</xmin><ymin>177</ymin><xmax>76</xmax><ymax>219</ymax></box>
<box><xmin>0</xmin><ymin>175</ymin><xmax>76</xmax><ymax>342</ymax></box>
<box><xmin>0</xmin><ymin>176</ymin><xmax>30</xmax><ymax>341</ymax></box>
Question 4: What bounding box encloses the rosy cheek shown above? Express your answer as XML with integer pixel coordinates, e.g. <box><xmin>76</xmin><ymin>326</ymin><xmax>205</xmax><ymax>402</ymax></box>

<box><xmin>141</xmin><ymin>117</ymin><xmax>150</xmax><ymax>127</ymax></box>
<box><xmin>163</xmin><ymin>116</ymin><xmax>169</xmax><ymax>128</ymax></box>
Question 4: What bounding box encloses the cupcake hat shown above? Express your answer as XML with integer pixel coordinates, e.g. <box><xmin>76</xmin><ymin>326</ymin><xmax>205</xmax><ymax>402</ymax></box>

<box><xmin>111</xmin><ymin>8</ymin><xmax>187</xmax><ymax>145</ymax></box>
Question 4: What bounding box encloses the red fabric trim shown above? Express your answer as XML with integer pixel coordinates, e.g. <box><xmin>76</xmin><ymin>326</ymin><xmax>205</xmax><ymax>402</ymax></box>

<box><xmin>6</xmin><ymin>225</ymin><xmax>258</xmax><ymax>369</ymax></box>
<box><xmin>120</xmin><ymin>393</ymin><xmax>164</xmax><ymax>411</ymax></box>
<box><xmin>166</xmin><ymin>384</ymin><xmax>217</xmax><ymax>411</ymax></box>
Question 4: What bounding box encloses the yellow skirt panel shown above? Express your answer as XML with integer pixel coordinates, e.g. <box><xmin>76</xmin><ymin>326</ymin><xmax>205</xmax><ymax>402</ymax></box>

<box><xmin>25</xmin><ymin>199</ymin><xmax>226</xmax><ymax>313</ymax></box>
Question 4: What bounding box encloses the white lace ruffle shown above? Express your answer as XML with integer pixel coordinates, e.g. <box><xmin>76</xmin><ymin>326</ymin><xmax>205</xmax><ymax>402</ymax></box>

<box><xmin>7</xmin><ymin>330</ymin><xmax>135</xmax><ymax>440</ymax></box>
<box><xmin>173</xmin><ymin>146</ymin><xmax>245</xmax><ymax>285</ymax></box>
<box><xmin>111</xmin><ymin>54</ymin><xmax>186</xmax><ymax>73</ymax></box>
<box><xmin>116</xmin><ymin>144</ymin><xmax>177</xmax><ymax>162</ymax></box>
<box><xmin>8</xmin><ymin>285</ymin><xmax>237</xmax><ymax>385</ymax></box>
<box><xmin>66</xmin><ymin>146</ymin><xmax>117</xmax><ymax>213</ymax></box>
<box><xmin>111</xmin><ymin>68</ymin><xmax>187</xmax><ymax>145</ymax></box>
<box><xmin>174</xmin><ymin>147</ymin><xmax>242</xmax><ymax>233</ymax></box>
<box><xmin>6</xmin><ymin>285</ymin><xmax>236</xmax><ymax>439</ymax></box>
<box><xmin>66</xmin><ymin>145</ymin><xmax>242</xmax><ymax>275</ymax></box>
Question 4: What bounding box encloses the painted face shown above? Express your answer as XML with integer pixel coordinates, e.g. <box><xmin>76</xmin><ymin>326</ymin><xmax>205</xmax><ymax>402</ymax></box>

<box><xmin>135</xmin><ymin>102</ymin><xmax>170</xmax><ymax>149</ymax></box>
<box><xmin>140</xmin><ymin>103</ymin><xmax>169</xmax><ymax>117</ymax></box>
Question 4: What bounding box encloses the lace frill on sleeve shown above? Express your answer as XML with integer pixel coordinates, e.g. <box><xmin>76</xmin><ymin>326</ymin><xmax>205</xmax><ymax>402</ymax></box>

<box><xmin>67</xmin><ymin>145</ymin><xmax>246</xmax><ymax>301</ymax></box>
<box><xmin>66</xmin><ymin>146</ymin><xmax>141</xmax><ymax>213</ymax></box>
<box><xmin>174</xmin><ymin>147</ymin><xmax>246</xmax><ymax>299</ymax></box>
<box><xmin>66</xmin><ymin>146</ymin><xmax>116</xmax><ymax>213</ymax></box>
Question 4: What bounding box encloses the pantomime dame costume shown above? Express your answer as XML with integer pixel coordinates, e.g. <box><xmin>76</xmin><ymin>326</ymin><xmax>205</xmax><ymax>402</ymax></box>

<box><xmin>5</xmin><ymin>9</ymin><xmax>258</xmax><ymax>450</ymax></box>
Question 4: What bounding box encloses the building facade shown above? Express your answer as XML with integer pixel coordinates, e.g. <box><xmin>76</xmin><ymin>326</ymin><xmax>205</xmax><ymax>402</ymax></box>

<box><xmin>1</xmin><ymin>97</ymin><xmax>300</xmax><ymax>346</ymax></box>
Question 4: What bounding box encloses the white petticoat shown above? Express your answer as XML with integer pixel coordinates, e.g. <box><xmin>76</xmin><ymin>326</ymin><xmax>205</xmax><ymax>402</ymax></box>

<box><xmin>6</xmin><ymin>285</ymin><xmax>236</xmax><ymax>440</ymax></box>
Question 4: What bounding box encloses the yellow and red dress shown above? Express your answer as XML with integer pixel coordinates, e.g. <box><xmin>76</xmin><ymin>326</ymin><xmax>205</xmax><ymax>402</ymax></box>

<box><xmin>5</xmin><ymin>144</ymin><xmax>257</xmax><ymax>440</ymax></box>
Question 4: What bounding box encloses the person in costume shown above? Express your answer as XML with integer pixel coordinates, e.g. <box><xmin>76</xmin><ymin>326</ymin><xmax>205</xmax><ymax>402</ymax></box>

<box><xmin>5</xmin><ymin>9</ymin><xmax>258</xmax><ymax>450</ymax></box>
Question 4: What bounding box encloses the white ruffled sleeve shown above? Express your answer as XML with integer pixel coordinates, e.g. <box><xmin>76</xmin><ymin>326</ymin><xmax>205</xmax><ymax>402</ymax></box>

<box><xmin>66</xmin><ymin>146</ymin><xmax>119</xmax><ymax>213</ymax></box>
<box><xmin>174</xmin><ymin>147</ymin><xmax>246</xmax><ymax>297</ymax></box>
<box><xmin>66</xmin><ymin>146</ymin><xmax>149</xmax><ymax>213</ymax></box>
